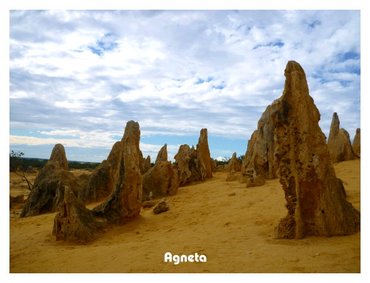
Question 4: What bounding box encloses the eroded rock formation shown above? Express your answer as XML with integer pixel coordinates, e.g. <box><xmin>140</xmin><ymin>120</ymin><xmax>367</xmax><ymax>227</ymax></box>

<box><xmin>21</xmin><ymin>144</ymin><xmax>81</xmax><ymax>217</ymax></box>
<box><xmin>226</xmin><ymin>152</ymin><xmax>241</xmax><ymax>181</ymax></box>
<box><xmin>53</xmin><ymin>186</ymin><xmax>103</xmax><ymax>243</ymax></box>
<box><xmin>197</xmin><ymin>129</ymin><xmax>213</xmax><ymax>179</ymax></box>
<box><xmin>327</xmin><ymin>112</ymin><xmax>354</xmax><ymax>162</ymax></box>
<box><xmin>155</xmin><ymin>144</ymin><xmax>168</xmax><ymax>163</ymax></box>
<box><xmin>52</xmin><ymin>121</ymin><xmax>144</xmax><ymax>243</ymax></box>
<box><xmin>143</xmin><ymin>143</ymin><xmax>178</xmax><ymax>200</ymax></box>
<box><xmin>227</xmin><ymin>152</ymin><xmax>241</xmax><ymax>173</ymax></box>
<box><xmin>273</xmin><ymin>61</ymin><xmax>359</xmax><ymax>239</ymax></box>
<box><xmin>352</xmin><ymin>128</ymin><xmax>360</xmax><ymax>158</ymax></box>
<box><xmin>140</xmin><ymin>153</ymin><xmax>151</xmax><ymax>174</ymax></box>
<box><xmin>49</xmin><ymin>144</ymin><xmax>69</xmax><ymax>170</ymax></box>
<box><xmin>175</xmin><ymin>144</ymin><xmax>193</xmax><ymax>185</ymax></box>
<box><xmin>79</xmin><ymin>141</ymin><xmax>123</xmax><ymax>203</ymax></box>
<box><xmin>142</xmin><ymin>161</ymin><xmax>179</xmax><ymax>200</ymax></box>
<box><xmin>174</xmin><ymin>129</ymin><xmax>213</xmax><ymax>186</ymax></box>
<box><xmin>92</xmin><ymin>121</ymin><xmax>143</xmax><ymax>224</ymax></box>
<box><xmin>240</xmin><ymin>101</ymin><xmax>280</xmax><ymax>183</ymax></box>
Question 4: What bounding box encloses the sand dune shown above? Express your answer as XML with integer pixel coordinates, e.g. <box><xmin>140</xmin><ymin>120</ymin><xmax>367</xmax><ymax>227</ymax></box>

<box><xmin>10</xmin><ymin>159</ymin><xmax>360</xmax><ymax>273</ymax></box>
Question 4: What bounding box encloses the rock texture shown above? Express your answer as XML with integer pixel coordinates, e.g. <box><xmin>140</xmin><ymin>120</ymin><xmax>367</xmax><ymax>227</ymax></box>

<box><xmin>174</xmin><ymin>129</ymin><xmax>213</xmax><ymax>186</ymax></box>
<box><xmin>140</xmin><ymin>153</ymin><xmax>151</xmax><ymax>174</ymax></box>
<box><xmin>327</xmin><ymin>112</ymin><xmax>354</xmax><ymax>162</ymax></box>
<box><xmin>79</xmin><ymin>141</ymin><xmax>123</xmax><ymax>203</ymax></box>
<box><xmin>155</xmin><ymin>144</ymin><xmax>168</xmax><ymax>163</ymax></box>
<box><xmin>153</xmin><ymin>200</ymin><xmax>170</xmax><ymax>214</ymax></box>
<box><xmin>49</xmin><ymin>144</ymin><xmax>69</xmax><ymax>170</ymax></box>
<box><xmin>197</xmin><ymin>129</ymin><xmax>213</xmax><ymax>179</ymax></box>
<box><xmin>174</xmin><ymin>144</ymin><xmax>194</xmax><ymax>186</ymax></box>
<box><xmin>142</xmin><ymin>142</ymin><xmax>179</xmax><ymax>200</ymax></box>
<box><xmin>21</xmin><ymin>144</ymin><xmax>81</xmax><ymax>217</ymax></box>
<box><xmin>92</xmin><ymin>121</ymin><xmax>143</xmax><ymax>224</ymax></box>
<box><xmin>352</xmin><ymin>128</ymin><xmax>360</xmax><ymax>158</ymax></box>
<box><xmin>273</xmin><ymin>61</ymin><xmax>359</xmax><ymax>239</ymax></box>
<box><xmin>227</xmin><ymin>153</ymin><xmax>241</xmax><ymax>173</ymax></box>
<box><xmin>142</xmin><ymin>161</ymin><xmax>179</xmax><ymax>200</ymax></box>
<box><xmin>52</xmin><ymin>121</ymin><xmax>144</xmax><ymax>243</ymax></box>
<box><xmin>246</xmin><ymin>175</ymin><xmax>266</xmax><ymax>188</ymax></box>
<box><xmin>226</xmin><ymin>152</ymin><xmax>241</xmax><ymax>181</ymax></box>
<box><xmin>53</xmin><ymin>186</ymin><xmax>103</xmax><ymax>243</ymax></box>
<box><xmin>240</xmin><ymin>102</ymin><xmax>280</xmax><ymax>182</ymax></box>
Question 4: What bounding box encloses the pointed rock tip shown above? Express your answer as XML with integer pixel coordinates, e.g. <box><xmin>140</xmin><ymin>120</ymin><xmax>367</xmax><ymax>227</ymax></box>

<box><xmin>284</xmin><ymin>61</ymin><xmax>305</xmax><ymax>75</ymax></box>
<box><xmin>124</xmin><ymin>120</ymin><xmax>140</xmax><ymax>132</ymax></box>
<box><xmin>122</xmin><ymin>120</ymin><xmax>140</xmax><ymax>141</ymax></box>
<box><xmin>126</xmin><ymin>120</ymin><xmax>140</xmax><ymax>128</ymax></box>
<box><xmin>49</xmin><ymin>143</ymin><xmax>68</xmax><ymax>169</ymax></box>
<box><xmin>331</xmin><ymin>112</ymin><xmax>340</xmax><ymax>126</ymax></box>
<box><xmin>200</xmin><ymin>128</ymin><xmax>208</xmax><ymax>135</ymax></box>
<box><xmin>51</xmin><ymin>143</ymin><xmax>66</xmax><ymax>154</ymax></box>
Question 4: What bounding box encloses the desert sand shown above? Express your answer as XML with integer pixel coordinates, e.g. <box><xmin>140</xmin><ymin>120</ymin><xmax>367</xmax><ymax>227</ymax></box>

<box><xmin>10</xmin><ymin>159</ymin><xmax>360</xmax><ymax>273</ymax></box>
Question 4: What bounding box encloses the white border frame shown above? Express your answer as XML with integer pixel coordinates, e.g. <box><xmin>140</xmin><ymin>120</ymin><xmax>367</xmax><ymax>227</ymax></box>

<box><xmin>1</xmin><ymin>1</ymin><xmax>368</xmax><ymax>283</ymax></box>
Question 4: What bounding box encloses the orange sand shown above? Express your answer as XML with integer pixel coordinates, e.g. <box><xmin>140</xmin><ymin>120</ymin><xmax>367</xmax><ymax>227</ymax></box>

<box><xmin>9</xmin><ymin>159</ymin><xmax>360</xmax><ymax>273</ymax></box>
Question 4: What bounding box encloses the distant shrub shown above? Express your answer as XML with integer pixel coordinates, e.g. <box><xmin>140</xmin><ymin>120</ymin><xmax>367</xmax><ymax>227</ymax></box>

<box><xmin>9</xmin><ymin>152</ymin><xmax>99</xmax><ymax>172</ymax></box>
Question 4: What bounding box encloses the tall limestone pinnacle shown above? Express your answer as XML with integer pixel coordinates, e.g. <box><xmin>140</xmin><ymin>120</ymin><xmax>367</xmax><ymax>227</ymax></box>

<box><xmin>48</xmin><ymin>143</ymin><xmax>69</xmax><ymax>170</ymax></box>
<box><xmin>327</xmin><ymin>112</ymin><xmax>354</xmax><ymax>162</ymax></box>
<box><xmin>21</xmin><ymin>143</ymin><xmax>79</xmax><ymax>217</ymax></box>
<box><xmin>155</xmin><ymin>144</ymin><xmax>168</xmax><ymax>163</ymax></box>
<box><xmin>197</xmin><ymin>128</ymin><xmax>213</xmax><ymax>179</ymax></box>
<box><xmin>53</xmin><ymin>121</ymin><xmax>144</xmax><ymax>242</ymax></box>
<box><xmin>240</xmin><ymin>101</ymin><xmax>280</xmax><ymax>182</ymax></box>
<box><xmin>91</xmin><ymin>120</ymin><xmax>143</xmax><ymax>223</ymax></box>
<box><xmin>174</xmin><ymin>128</ymin><xmax>213</xmax><ymax>185</ymax></box>
<box><xmin>329</xmin><ymin>112</ymin><xmax>340</xmax><ymax>137</ymax></box>
<box><xmin>143</xmin><ymin>143</ymin><xmax>178</xmax><ymax>200</ymax></box>
<box><xmin>273</xmin><ymin>61</ymin><xmax>359</xmax><ymax>239</ymax></box>
<box><xmin>79</xmin><ymin>141</ymin><xmax>124</xmax><ymax>202</ymax></box>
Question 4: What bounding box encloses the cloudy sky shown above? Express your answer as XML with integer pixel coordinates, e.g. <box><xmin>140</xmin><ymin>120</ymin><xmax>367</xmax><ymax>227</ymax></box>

<box><xmin>9</xmin><ymin>10</ymin><xmax>360</xmax><ymax>162</ymax></box>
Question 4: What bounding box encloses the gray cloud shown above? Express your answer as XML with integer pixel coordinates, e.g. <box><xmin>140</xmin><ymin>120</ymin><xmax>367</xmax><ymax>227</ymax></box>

<box><xmin>10</xmin><ymin>10</ymin><xmax>360</xmax><ymax>161</ymax></box>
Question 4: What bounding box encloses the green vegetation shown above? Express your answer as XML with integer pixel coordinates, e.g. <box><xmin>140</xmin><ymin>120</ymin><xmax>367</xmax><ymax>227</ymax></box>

<box><xmin>68</xmin><ymin>160</ymin><xmax>100</xmax><ymax>170</ymax></box>
<box><xmin>10</xmin><ymin>151</ymin><xmax>100</xmax><ymax>172</ymax></box>
<box><xmin>10</xmin><ymin>150</ymin><xmax>25</xmax><ymax>172</ymax></box>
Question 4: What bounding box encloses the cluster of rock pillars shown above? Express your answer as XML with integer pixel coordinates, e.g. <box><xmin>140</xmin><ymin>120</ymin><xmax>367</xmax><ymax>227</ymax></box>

<box><xmin>19</xmin><ymin>61</ymin><xmax>360</xmax><ymax>243</ymax></box>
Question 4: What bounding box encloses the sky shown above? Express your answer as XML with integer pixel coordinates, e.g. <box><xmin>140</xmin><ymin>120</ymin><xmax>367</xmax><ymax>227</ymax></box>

<box><xmin>9</xmin><ymin>10</ymin><xmax>360</xmax><ymax>162</ymax></box>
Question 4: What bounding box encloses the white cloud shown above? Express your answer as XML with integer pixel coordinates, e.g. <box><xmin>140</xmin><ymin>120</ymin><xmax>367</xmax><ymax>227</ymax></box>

<box><xmin>9</xmin><ymin>10</ymin><xmax>360</xmax><ymax>161</ymax></box>
<box><xmin>10</xmin><ymin>135</ymin><xmax>81</xmax><ymax>147</ymax></box>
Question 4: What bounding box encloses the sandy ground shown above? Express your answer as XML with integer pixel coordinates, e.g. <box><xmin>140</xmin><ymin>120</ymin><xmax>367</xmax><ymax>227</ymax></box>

<box><xmin>9</xmin><ymin>159</ymin><xmax>360</xmax><ymax>273</ymax></box>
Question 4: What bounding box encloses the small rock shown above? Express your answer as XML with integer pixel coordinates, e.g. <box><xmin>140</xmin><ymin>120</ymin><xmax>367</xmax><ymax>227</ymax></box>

<box><xmin>153</xmin><ymin>201</ymin><xmax>169</xmax><ymax>214</ymax></box>
<box><xmin>246</xmin><ymin>175</ymin><xmax>266</xmax><ymax>187</ymax></box>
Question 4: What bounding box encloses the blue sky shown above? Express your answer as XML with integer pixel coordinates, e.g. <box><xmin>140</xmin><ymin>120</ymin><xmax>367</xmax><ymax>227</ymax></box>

<box><xmin>9</xmin><ymin>10</ymin><xmax>360</xmax><ymax>162</ymax></box>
